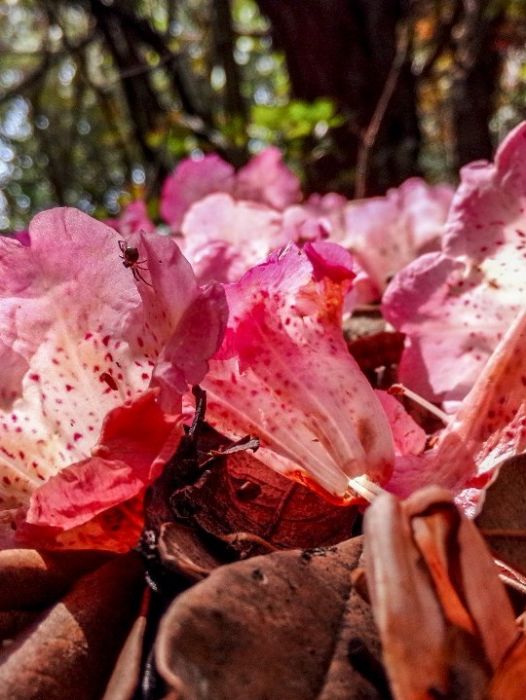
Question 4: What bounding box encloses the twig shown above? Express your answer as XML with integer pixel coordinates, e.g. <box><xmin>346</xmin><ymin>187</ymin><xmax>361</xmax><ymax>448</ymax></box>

<box><xmin>354</xmin><ymin>22</ymin><xmax>410</xmax><ymax>199</ymax></box>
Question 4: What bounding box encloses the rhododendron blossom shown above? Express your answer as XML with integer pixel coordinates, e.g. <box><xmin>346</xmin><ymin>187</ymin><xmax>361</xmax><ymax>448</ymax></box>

<box><xmin>200</xmin><ymin>241</ymin><xmax>396</xmax><ymax>500</ymax></box>
<box><xmin>0</xmin><ymin>208</ymin><xmax>226</xmax><ymax>549</ymax></box>
<box><xmin>387</xmin><ymin>308</ymin><xmax>526</xmax><ymax>516</ymax></box>
<box><xmin>384</xmin><ymin>122</ymin><xmax>526</xmax><ymax>404</ymax></box>
<box><xmin>343</xmin><ymin>178</ymin><xmax>453</xmax><ymax>296</ymax></box>
<box><xmin>161</xmin><ymin>146</ymin><xmax>301</xmax><ymax>232</ymax></box>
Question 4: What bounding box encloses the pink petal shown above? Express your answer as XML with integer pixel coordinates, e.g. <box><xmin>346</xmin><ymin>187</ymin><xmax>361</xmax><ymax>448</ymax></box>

<box><xmin>180</xmin><ymin>192</ymin><xmax>284</xmax><ymax>283</ymax></box>
<box><xmin>0</xmin><ymin>208</ymin><xmax>225</xmax><ymax>537</ymax></box>
<box><xmin>117</xmin><ymin>200</ymin><xmax>156</xmax><ymax>235</ymax></box>
<box><xmin>25</xmin><ymin>390</ymin><xmax>183</xmax><ymax>531</ymax></box>
<box><xmin>160</xmin><ymin>154</ymin><xmax>235</xmax><ymax>230</ymax></box>
<box><xmin>344</xmin><ymin>178</ymin><xmax>452</xmax><ymax>292</ymax></box>
<box><xmin>13</xmin><ymin>229</ymin><xmax>30</xmax><ymax>246</ymax></box>
<box><xmin>383</xmin><ymin>124</ymin><xmax>526</xmax><ymax>403</ymax></box>
<box><xmin>202</xmin><ymin>244</ymin><xmax>394</xmax><ymax>499</ymax></box>
<box><xmin>281</xmin><ymin>193</ymin><xmax>347</xmax><ymax>244</ymax></box>
<box><xmin>375</xmin><ymin>390</ymin><xmax>426</xmax><ymax>457</ymax></box>
<box><xmin>235</xmin><ymin>147</ymin><xmax>302</xmax><ymax>210</ymax></box>
<box><xmin>387</xmin><ymin>310</ymin><xmax>526</xmax><ymax>516</ymax></box>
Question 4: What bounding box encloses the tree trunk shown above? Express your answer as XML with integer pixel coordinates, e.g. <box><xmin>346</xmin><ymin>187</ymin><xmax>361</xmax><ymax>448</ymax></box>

<box><xmin>256</xmin><ymin>0</ymin><xmax>421</xmax><ymax>195</ymax></box>
<box><xmin>451</xmin><ymin>0</ymin><xmax>504</xmax><ymax>168</ymax></box>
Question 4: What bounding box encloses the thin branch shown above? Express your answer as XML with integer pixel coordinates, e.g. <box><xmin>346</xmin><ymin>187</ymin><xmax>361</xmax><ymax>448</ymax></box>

<box><xmin>415</xmin><ymin>0</ymin><xmax>461</xmax><ymax>79</ymax></box>
<box><xmin>0</xmin><ymin>31</ymin><xmax>96</xmax><ymax>105</ymax></box>
<box><xmin>354</xmin><ymin>22</ymin><xmax>410</xmax><ymax>199</ymax></box>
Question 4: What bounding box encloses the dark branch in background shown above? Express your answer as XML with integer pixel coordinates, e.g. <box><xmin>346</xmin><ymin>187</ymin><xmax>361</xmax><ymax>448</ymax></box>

<box><xmin>450</xmin><ymin>0</ymin><xmax>506</xmax><ymax>167</ymax></box>
<box><xmin>51</xmin><ymin>6</ymin><xmax>136</xmax><ymax>177</ymax></box>
<box><xmin>0</xmin><ymin>30</ymin><xmax>95</xmax><ymax>106</ymax></box>
<box><xmin>415</xmin><ymin>0</ymin><xmax>462</xmax><ymax>79</ymax></box>
<box><xmin>354</xmin><ymin>23</ymin><xmax>410</xmax><ymax>199</ymax></box>
<box><xmin>212</xmin><ymin>0</ymin><xmax>248</xmax><ymax>166</ymax></box>
<box><xmin>86</xmin><ymin>0</ymin><xmax>232</xmax><ymax>163</ymax></box>
<box><xmin>88</xmin><ymin>0</ymin><xmax>164</xmax><ymax>170</ymax></box>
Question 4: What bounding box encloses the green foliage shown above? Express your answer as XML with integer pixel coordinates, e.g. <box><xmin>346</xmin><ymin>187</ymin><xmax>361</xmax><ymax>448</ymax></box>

<box><xmin>250</xmin><ymin>99</ymin><xmax>344</xmax><ymax>142</ymax></box>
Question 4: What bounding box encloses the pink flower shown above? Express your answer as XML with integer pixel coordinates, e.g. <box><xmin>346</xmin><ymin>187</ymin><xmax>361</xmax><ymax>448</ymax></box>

<box><xmin>161</xmin><ymin>154</ymin><xmax>236</xmax><ymax>232</ymax></box>
<box><xmin>200</xmin><ymin>242</ymin><xmax>395</xmax><ymax>500</ymax></box>
<box><xmin>343</xmin><ymin>178</ymin><xmax>453</xmax><ymax>295</ymax></box>
<box><xmin>0</xmin><ymin>208</ymin><xmax>226</xmax><ymax>548</ymax></box>
<box><xmin>387</xmin><ymin>309</ymin><xmax>526</xmax><ymax>517</ymax></box>
<box><xmin>383</xmin><ymin>123</ymin><xmax>526</xmax><ymax>404</ymax></box>
<box><xmin>180</xmin><ymin>193</ymin><xmax>285</xmax><ymax>284</ymax></box>
<box><xmin>160</xmin><ymin>147</ymin><xmax>301</xmax><ymax>232</ymax></box>
<box><xmin>104</xmin><ymin>200</ymin><xmax>156</xmax><ymax>236</ymax></box>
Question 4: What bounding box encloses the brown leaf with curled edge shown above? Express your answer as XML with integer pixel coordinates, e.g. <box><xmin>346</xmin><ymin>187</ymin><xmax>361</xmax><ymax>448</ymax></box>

<box><xmin>173</xmin><ymin>450</ymin><xmax>358</xmax><ymax>554</ymax></box>
<box><xmin>0</xmin><ymin>551</ymin><xmax>144</xmax><ymax>700</ymax></box>
<box><xmin>156</xmin><ymin>536</ymin><xmax>387</xmax><ymax>700</ymax></box>
<box><xmin>365</xmin><ymin>487</ymin><xmax>519</xmax><ymax>700</ymax></box>
<box><xmin>157</xmin><ymin>522</ymin><xmax>222</xmax><ymax>581</ymax></box>
<box><xmin>476</xmin><ymin>454</ymin><xmax>526</xmax><ymax>576</ymax></box>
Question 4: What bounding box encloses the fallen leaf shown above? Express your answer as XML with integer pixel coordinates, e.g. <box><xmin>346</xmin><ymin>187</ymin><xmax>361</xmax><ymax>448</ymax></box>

<box><xmin>490</xmin><ymin>634</ymin><xmax>526</xmax><ymax>699</ymax></box>
<box><xmin>476</xmin><ymin>454</ymin><xmax>526</xmax><ymax>575</ymax></box>
<box><xmin>102</xmin><ymin>588</ymin><xmax>151</xmax><ymax>700</ymax></box>
<box><xmin>0</xmin><ymin>548</ymin><xmax>112</xmax><ymax>609</ymax></box>
<box><xmin>157</xmin><ymin>522</ymin><xmax>222</xmax><ymax>581</ymax></box>
<box><xmin>155</xmin><ymin>537</ymin><xmax>386</xmax><ymax>699</ymax></box>
<box><xmin>173</xmin><ymin>449</ymin><xmax>359</xmax><ymax>553</ymax></box>
<box><xmin>0</xmin><ymin>551</ymin><xmax>144</xmax><ymax>700</ymax></box>
<box><xmin>365</xmin><ymin>487</ymin><xmax>519</xmax><ymax>700</ymax></box>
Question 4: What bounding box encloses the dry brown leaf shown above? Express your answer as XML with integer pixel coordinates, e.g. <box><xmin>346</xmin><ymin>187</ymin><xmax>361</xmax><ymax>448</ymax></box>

<box><xmin>155</xmin><ymin>536</ymin><xmax>386</xmax><ymax>700</ymax></box>
<box><xmin>0</xmin><ymin>548</ymin><xmax>112</xmax><ymax>609</ymax></box>
<box><xmin>102</xmin><ymin>588</ymin><xmax>151</xmax><ymax>700</ymax></box>
<box><xmin>476</xmin><ymin>454</ymin><xmax>526</xmax><ymax>575</ymax></box>
<box><xmin>490</xmin><ymin>634</ymin><xmax>526</xmax><ymax>699</ymax></box>
<box><xmin>365</xmin><ymin>486</ymin><xmax>519</xmax><ymax>700</ymax></box>
<box><xmin>0</xmin><ymin>551</ymin><xmax>144</xmax><ymax>700</ymax></box>
<box><xmin>173</xmin><ymin>449</ymin><xmax>358</xmax><ymax>553</ymax></box>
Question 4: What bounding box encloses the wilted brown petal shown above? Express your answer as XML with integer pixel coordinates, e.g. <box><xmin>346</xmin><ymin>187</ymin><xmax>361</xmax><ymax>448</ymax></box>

<box><xmin>156</xmin><ymin>537</ymin><xmax>386</xmax><ymax>700</ymax></box>
<box><xmin>490</xmin><ymin>634</ymin><xmax>526</xmax><ymax>699</ymax></box>
<box><xmin>364</xmin><ymin>491</ymin><xmax>449</xmax><ymax>698</ymax></box>
<box><xmin>0</xmin><ymin>551</ymin><xmax>144</xmax><ymax>700</ymax></box>
<box><xmin>406</xmin><ymin>488</ymin><xmax>518</xmax><ymax>671</ymax></box>
<box><xmin>365</xmin><ymin>487</ymin><xmax>519</xmax><ymax>700</ymax></box>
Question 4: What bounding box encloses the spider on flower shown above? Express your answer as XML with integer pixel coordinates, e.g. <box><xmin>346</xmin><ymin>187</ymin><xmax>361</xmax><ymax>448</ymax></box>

<box><xmin>118</xmin><ymin>239</ymin><xmax>153</xmax><ymax>287</ymax></box>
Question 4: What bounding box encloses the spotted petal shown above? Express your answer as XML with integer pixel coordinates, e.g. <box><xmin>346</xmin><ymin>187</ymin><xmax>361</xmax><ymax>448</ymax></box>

<box><xmin>202</xmin><ymin>243</ymin><xmax>394</xmax><ymax>500</ymax></box>
<box><xmin>383</xmin><ymin>123</ymin><xmax>526</xmax><ymax>403</ymax></box>
<box><xmin>0</xmin><ymin>207</ymin><xmax>226</xmax><ymax>541</ymax></box>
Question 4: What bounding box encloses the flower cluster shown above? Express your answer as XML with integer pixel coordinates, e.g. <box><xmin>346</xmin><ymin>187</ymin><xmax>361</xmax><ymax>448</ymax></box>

<box><xmin>3</xmin><ymin>123</ymin><xmax>526</xmax><ymax>551</ymax></box>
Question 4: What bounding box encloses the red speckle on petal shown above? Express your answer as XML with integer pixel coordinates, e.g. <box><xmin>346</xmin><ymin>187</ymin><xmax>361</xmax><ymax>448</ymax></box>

<box><xmin>99</xmin><ymin>372</ymin><xmax>119</xmax><ymax>391</ymax></box>
<box><xmin>29</xmin><ymin>373</ymin><xmax>40</xmax><ymax>382</ymax></box>
<box><xmin>65</xmin><ymin>384</ymin><xmax>74</xmax><ymax>392</ymax></box>
<box><xmin>73</xmin><ymin>432</ymin><xmax>83</xmax><ymax>441</ymax></box>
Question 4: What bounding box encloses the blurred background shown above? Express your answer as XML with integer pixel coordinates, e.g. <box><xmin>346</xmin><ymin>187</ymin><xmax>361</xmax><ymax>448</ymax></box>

<box><xmin>0</xmin><ymin>0</ymin><xmax>525</xmax><ymax>231</ymax></box>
